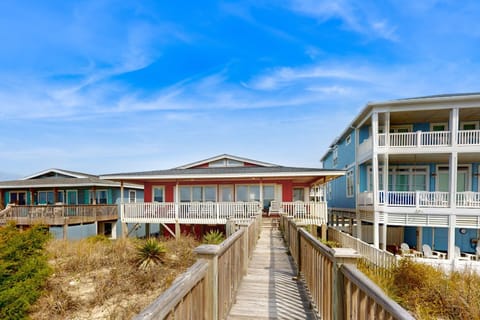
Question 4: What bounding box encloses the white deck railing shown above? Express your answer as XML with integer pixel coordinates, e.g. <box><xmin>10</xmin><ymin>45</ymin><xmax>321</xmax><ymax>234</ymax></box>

<box><xmin>458</xmin><ymin>129</ymin><xmax>480</xmax><ymax>145</ymax></box>
<box><xmin>457</xmin><ymin>192</ymin><xmax>480</xmax><ymax>208</ymax></box>
<box><xmin>378</xmin><ymin>131</ymin><xmax>451</xmax><ymax>148</ymax></box>
<box><xmin>280</xmin><ymin>201</ymin><xmax>327</xmax><ymax>224</ymax></box>
<box><xmin>122</xmin><ymin>202</ymin><xmax>262</xmax><ymax>224</ymax></box>
<box><xmin>378</xmin><ymin>191</ymin><xmax>450</xmax><ymax>207</ymax></box>
<box><xmin>376</xmin><ymin>191</ymin><xmax>480</xmax><ymax>209</ymax></box>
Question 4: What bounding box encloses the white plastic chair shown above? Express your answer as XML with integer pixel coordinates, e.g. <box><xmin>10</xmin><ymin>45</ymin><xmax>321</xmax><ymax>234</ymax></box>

<box><xmin>422</xmin><ymin>244</ymin><xmax>445</xmax><ymax>259</ymax></box>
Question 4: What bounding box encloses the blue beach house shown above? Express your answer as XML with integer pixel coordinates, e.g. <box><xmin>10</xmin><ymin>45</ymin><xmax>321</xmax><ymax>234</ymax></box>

<box><xmin>321</xmin><ymin>93</ymin><xmax>480</xmax><ymax>259</ymax></box>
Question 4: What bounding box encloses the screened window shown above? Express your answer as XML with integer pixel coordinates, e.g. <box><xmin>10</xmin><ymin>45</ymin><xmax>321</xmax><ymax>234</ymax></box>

<box><xmin>346</xmin><ymin>170</ymin><xmax>354</xmax><ymax>198</ymax></box>
<box><xmin>38</xmin><ymin>191</ymin><xmax>54</xmax><ymax>204</ymax></box>
<box><xmin>293</xmin><ymin>188</ymin><xmax>305</xmax><ymax>201</ymax></box>
<box><xmin>153</xmin><ymin>186</ymin><xmax>164</xmax><ymax>202</ymax></box>
<box><xmin>129</xmin><ymin>190</ymin><xmax>136</xmax><ymax>203</ymax></box>
<box><xmin>179</xmin><ymin>186</ymin><xmax>218</xmax><ymax>202</ymax></box>
<box><xmin>89</xmin><ymin>190</ymin><xmax>108</xmax><ymax>204</ymax></box>
<box><xmin>236</xmin><ymin>185</ymin><xmax>260</xmax><ymax>202</ymax></box>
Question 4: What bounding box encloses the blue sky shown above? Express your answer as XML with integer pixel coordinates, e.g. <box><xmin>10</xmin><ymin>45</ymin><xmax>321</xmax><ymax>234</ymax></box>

<box><xmin>1</xmin><ymin>1</ymin><xmax>480</xmax><ymax>179</ymax></box>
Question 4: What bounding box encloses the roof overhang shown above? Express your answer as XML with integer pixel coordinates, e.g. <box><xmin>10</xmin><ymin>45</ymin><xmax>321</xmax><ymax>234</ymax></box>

<box><xmin>101</xmin><ymin>170</ymin><xmax>345</xmax><ymax>185</ymax></box>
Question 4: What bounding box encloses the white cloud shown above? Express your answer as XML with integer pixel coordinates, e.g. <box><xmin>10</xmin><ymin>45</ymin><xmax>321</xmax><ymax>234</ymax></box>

<box><xmin>288</xmin><ymin>0</ymin><xmax>398</xmax><ymax>41</ymax></box>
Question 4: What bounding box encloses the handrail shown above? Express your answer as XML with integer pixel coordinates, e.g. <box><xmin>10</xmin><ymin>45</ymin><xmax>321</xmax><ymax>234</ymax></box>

<box><xmin>281</xmin><ymin>216</ymin><xmax>412</xmax><ymax>320</ymax></box>
<box><xmin>134</xmin><ymin>215</ymin><xmax>262</xmax><ymax>320</ymax></box>
<box><xmin>133</xmin><ymin>261</ymin><xmax>209</xmax><ymax>320</ymax></box>
<box><xmin>342</xmin><ymin>264</ymin><xmax>414</xmax><ymax>319</ymax></box>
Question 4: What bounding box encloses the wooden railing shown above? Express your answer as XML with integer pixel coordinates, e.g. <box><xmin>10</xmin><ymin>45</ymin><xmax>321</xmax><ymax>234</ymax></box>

<box><xmin>328</xmin><ymin>227</ymin><xmax>397</xmax><ymax>276</ymax></box>
<box><xmin>281</xmin><ymin>216</ymin><xmax>413</xmax><ymax>320</ymax></box>
<box><xmin>378</xmin><ymin>191</ymin><xmax>450</xmax><ymax>208</ymax></box>
<box><xmin>123</xmin><ymin>202</ymin><xmax>261</xmax><ymax>224</ymax></box>
<box><xmin>134</xmin><ymin>215</ymin><xmax>262</xmax><ymax>320</ymax></box>
<box><xmin>0</xmin><ymin>204</ymin><xmax>118</xmax><ymax>225</ymax></box>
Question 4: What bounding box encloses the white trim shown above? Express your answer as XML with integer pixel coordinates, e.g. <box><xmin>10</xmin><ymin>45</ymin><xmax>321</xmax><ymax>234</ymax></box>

<box><xmin>101</xmin><ymin>171</ymin><xmax>346</xmax><ymax>181</ymax></box>
<box><xmin>460</xmin><ymin>121</ymin><xmax>479</xmax><ymax>130</ymax></box>
<box><xmin>367</xmin><ymin>165</ymin><xmax>429</xmax><ymax>192</ymax></box>
<box><xmin>129</xmin><ymin>190</ymin><xmax>136</xmax><ymax>203</ymax></box>
<box><xmin>175</xmin><ymin>154</ymin><xmax>278</xmax><ymax>169</ymax></box>
<box><xmin>22</xmin><ymin>168</ymin><xmax>89</xmax><ymax>180</ymax></box>
<box><xmin>430</xmin><ymin>122</ymin><xmax>449</xmax><ymax>131</ymax></box>
<box><xmin>346</xmin><ymin>170</ymin><xmax>354</xmax><ymax>198</ymax></box>
<box><xmin>89</xmin><ymin>189</ymin><xmax>108</xmax><ymax>204</ymax></box>
<box><xmin>152</xmin><ymin>186</ymin><xmax>165</xmax><ymax>203</ymax></box>
<box><xmin>0</xmin><ymin>182</ymin><xmax>143</xmax><ymax>189</ymax></box>
<box><xmin>436</xmin><ymin>164</ymin><xmax>471</xmax><ymax>191</ymax></box>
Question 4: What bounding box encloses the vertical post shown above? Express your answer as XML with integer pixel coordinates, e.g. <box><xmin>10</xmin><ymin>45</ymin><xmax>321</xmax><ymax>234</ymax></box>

<box><xmin>382</xmin><ymin>214</ymin><xmax>388</xmax><ymax>251</ymax></box>
<box><xmin>145</xmin><ymin>223</ymin><xmax>150</xmax><ymax>238</ymax></box>
<box><xmin>194</xmin><ymin>245</ymin><xmax>220</xmax><ymax>320</ymax></box>
<box><xmin>63</xmin><ymin>220</ymin><xmax>68</xmax><ymax>240</ymax></box>
<box><xmin>120</xmin><ymin>181</ymin><xmax>127</xmax><ymax>239</ymax></box>
<box><xmin>372</xmin><ymin>112</ymin><xmax>380</xmax><ymax>248</ymax></box>
<box><xmin>333</xmin><ymin>249</ymin><xmax>361</xmax><ymax>320</ymax></box>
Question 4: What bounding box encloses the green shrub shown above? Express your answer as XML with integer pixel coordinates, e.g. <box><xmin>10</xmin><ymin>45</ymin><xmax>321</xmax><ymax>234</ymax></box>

<box><xmin>0</xmin><ymin>223</ymin><xmax>52</xmax><ymax>319</ymax></box>
<box><xmin>202</xmin><ymin>230</ymin><xmax>225</xmax><ymax>244</ymax></box>
<box><xmin>136</xmin><ymin>238</ymin><xmax>167</xmax><ymax>270</ymax></box>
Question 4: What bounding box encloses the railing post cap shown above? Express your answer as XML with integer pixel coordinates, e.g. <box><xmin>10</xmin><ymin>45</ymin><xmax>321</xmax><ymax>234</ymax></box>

<box><xmin>194</xmin><ymin>244</ymin><xmax>220</xmax><ymax>256</ymax></box>
<box><xmin>333</xmin><ymin>247</ymin><xmax>361</xmax><ymax>259</ymax></box>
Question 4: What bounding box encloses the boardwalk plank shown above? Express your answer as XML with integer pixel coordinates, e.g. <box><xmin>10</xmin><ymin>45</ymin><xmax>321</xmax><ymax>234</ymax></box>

<box><xmin>227</xmin><ymin>219</ymin><xmax>317</xmax><ymax>320</ymax></box>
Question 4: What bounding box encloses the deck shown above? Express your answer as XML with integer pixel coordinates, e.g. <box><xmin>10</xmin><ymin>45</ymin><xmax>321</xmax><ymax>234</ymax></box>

<box><xmin>227</xmin><ymin>219</ymin><xmax>316</xmax><ymax>320</ymax></box>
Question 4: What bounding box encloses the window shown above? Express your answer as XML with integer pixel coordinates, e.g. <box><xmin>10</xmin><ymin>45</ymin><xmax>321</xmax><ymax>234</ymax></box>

<box><xmin>179</xmin><ymin>186</ymin><xmax>217</xmax><ymax>202</ymax></box>
<box><xmin>236</xmin><ymin>185</ymin><xmax>260</xmax><ymax>202</ymax></box>
<box><xmin>9</xmin><ymin>191</ymin><xmax>26</xmax><ymax>205</ymax></box>
<box><xmin>333</xmin><ymin>146</ymin><xmax>338</xmax><ymax>166</ymax></box>
<box><xmin>346</xmin><ymin>134</ymin><xmax>351</xmax><ymax>145</ymax></box>
<box><xmin>367</xmin><ymin>166</ymin><xmax>427</xmax><ymax>191</ymax></box>
<box><xmin>293</xmin><ymin>188</ymin><xmax>305</xmax><ymax>201</ymax></box>
<box><xmin>262</xmin><ymin>185</ymin><xmax>275</xmax><ymax>210</ymax></box>
<box><xmin>57</xmin><ymin>191</ymin><xmax>64</xmax><ymax>203</ymax></box>
<box><xmin>461</xmin><ymin>121</ymin><xmax>479</xmax><ymax>130</ymax></box>
<box><xmin>37</xmin><ymin>191</ymin><xmax>54</xmax><ymax>204</ymax></box>
<box><xmin>153</xmin><ymin>186</ymin><xmax>164</xmax><ymax>202</ymax></box>
<box><xmin>346</xmin><ymin>170</ymin><xmax>354</xmax><ymax>198</ymax></box>
<box><xmin>129</xmin><ymin>190</ymin><xmax>136</xmax><ymax>203</ymax></box>
<box><xmin>209</xmin><ymin>159</ymin><xmax>243</xmax><ymax>167</ymax></box>
<box><xmin>89</xmin><ymin>190</ymin><xmax>108</xmax><ymax>204</ymax></box>
<box><xmin>431</xmin><ymin>123</ymin><xmax>448</xmax><ymax>131</ymax></box>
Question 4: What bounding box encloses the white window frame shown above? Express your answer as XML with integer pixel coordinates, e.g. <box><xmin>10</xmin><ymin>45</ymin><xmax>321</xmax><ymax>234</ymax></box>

<box><xmin>332</xmin><ymin>146</ymin><xmax>338</xmax><ymax>167</ymax></box>
<box><xmin>435</xmin><ymin>165</ymin><xmax>471</xmax><ymax>191</ymax></box>
<box><xmin>235</xmin><ymin>184</ymin><xmax>260</xmax><ymax>202</ymax></box>
<box><xmin>179</xmin><ymin>185</ymin><xmax>218</xmax><ymax>202</ymax></box>
<box><xmin>89</xmin><ymin>189</ymin><xmax>108</xmax><ymax>204</ymax></box>
<box><xmin>460</xmin><ymin>121</ymin><xmax>479</xmax><ymax>130</ymax></box>
<box><xmin>367</xmin><ymin>166</ymin><xmax>429</xmax><ymax>192</ymax></box>
<box><xmin>345</xmin><ymin>134</ymin><xmax>351</xmax><ymax>145</ymax></box>
<box><xmin>129</xmin><ymin>190</ymin><xmax>136</xmax><ymax>203</ymax></box>
<box><xmin>346</xmin><ymin>170</ymin><xmax>354</xmax><ymax>198</ymax></box>
<box><xmin>430</xmin><ymin>122</ymin><xmax>449</xmax><ymax>131</ymax></box>
<box><xmin>37</xmin><ymin>190</ymin><xmax>55</xmax><ymax>204</ymax></box>
<box><xmin>152</xmin><ymin>186</ymin><xmax>165</xmax><ymax>203</ymax></box>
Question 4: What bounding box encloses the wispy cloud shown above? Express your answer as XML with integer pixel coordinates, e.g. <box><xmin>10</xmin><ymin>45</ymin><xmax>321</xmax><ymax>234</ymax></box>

<box><xmin>288</xmin><ymin>0</ymin><xmax>398</xmax><ymax>41</ymax></box>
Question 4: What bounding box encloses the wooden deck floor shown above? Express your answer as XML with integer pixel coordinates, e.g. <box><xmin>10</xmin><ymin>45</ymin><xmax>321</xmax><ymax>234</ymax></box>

<box><xmin>227</xmin><ymin>220</ymin><xmax>317</xmax><ymax>320</ymax></box>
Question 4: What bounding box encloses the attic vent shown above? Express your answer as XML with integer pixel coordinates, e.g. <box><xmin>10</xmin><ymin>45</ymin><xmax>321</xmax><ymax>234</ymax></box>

<box><xmin>209</xmin><ymin>159</ymin><xmax>243</xmax><ymax>167</ymax></box>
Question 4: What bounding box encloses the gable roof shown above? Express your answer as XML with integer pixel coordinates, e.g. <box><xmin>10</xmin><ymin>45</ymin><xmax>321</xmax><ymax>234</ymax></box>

<box><xmin>101</xmin><ymin>155</ymin><xmax>345</xmax><ymax>185</ymax></box>
<box><xmin>0</xmin><ymin>168</ymin><xmax>143</xmax><ymax>190</ymax></box>
<box><xmin>175</xmin><ymin>154</ymin><xmax>278</xmax><ymax>169</ymax></box>
<box><xmin>22</xmin><ymin>168</ymin><xmax>97</xmax><ymax>180</ymax></box>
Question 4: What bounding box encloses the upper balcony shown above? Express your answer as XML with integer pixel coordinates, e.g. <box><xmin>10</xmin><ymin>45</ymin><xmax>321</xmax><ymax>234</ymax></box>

<box><xmin>358</xmin><ymin>129</ymin><xmax>480</xmax><ymax>159</ymax></box>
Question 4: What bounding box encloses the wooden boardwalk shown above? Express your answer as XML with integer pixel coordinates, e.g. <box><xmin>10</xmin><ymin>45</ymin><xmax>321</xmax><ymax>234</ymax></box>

<box><xmin>227</xmin><ymin>219</ymin><xmax>317</xmax><ymax>320</ymax></box>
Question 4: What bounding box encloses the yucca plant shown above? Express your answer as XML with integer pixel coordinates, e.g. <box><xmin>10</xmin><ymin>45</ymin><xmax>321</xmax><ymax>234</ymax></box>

<box><xmin>136</xmin><ymin>238</ymin><xmax>166</xmax><ymax>270</ymax></box>
<box><xmin>202</xmin><ymin>230</ymin><xmax>225</xmax><ymax>244</ymax></box>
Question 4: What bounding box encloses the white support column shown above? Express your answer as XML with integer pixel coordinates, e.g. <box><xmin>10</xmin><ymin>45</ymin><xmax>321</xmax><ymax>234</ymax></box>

<box><xmin>382</xmin><ymin>213</ymin><xmax>388</xmax><ymax>251</ymax></box>
<box><xmin>175</xmin><ymin>182</ymin><xmax>180</xmax><ymax>238</ymax></box>
<box><xmin>448</xmin><ymin>215</ymin><xmax>456</xmax><ymax>260</ymax></box>
<box><xmin>372</xmin><ymin>112</ymin><xmax>380</xmax><ymax>248</ymax></box>
<box><xmin>120</xmin><ymin>180</ymin><xmax>127</xmax><ymax>239</ymax></box>
<box><xmin>354</xmin><ymin>126</ymin><xmax>362</xmax><ymax>240</ymax></box>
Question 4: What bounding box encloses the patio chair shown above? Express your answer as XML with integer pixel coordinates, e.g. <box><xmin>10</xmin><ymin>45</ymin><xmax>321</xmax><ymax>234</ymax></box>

<box><xmin>454</xmin><ymin>246</ymin><xmax>471</xmax><ymax>261</ymax></box>
<box><xmin>400</xmin><ymin>243</ymin><xmax>415</xmax><ymax>257</ymax></box>
<box><xmin>422</xmin><ymin>244</ymin><xmax>445</xmax><ymax>259</ymax></box>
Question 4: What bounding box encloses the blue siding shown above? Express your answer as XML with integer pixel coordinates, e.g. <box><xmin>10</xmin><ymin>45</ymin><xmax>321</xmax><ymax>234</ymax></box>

<box><xmin>324</xmin><ymin>129</ymin><xmax>356</xmax><ymax>209</ymax></box>
<box><xmin>403</xmin><ymin>226</ymin><xmax>417</xmax><ymax>248</ymax></box>
<box><xmin>359</xmin><ymin>126</ymin><xmax>369</xmax><ymax>143</ymax></box>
